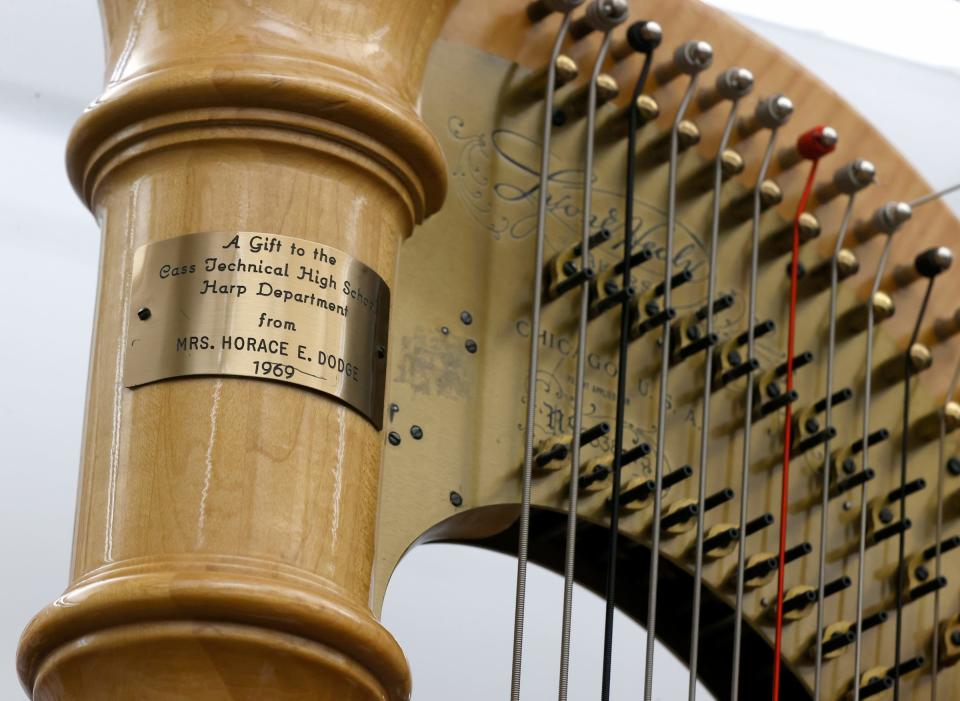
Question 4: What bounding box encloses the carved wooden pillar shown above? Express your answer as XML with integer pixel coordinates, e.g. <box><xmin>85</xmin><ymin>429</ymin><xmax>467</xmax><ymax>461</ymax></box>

<box><xmin>17</xmin><ymin>2</ymin><xmax>451</xmax><ymax>699</ymax></box>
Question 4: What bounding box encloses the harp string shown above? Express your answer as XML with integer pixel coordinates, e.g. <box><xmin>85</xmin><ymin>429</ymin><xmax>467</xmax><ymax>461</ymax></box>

<box><xmin>729</xmin><ymin>126</ymin><xmax>781</xmax><ymax>701</ymax></box>
<box><xmin>556</xmin><ymin>30</ymin><xmax>615</xmax><ymax>701</ymax></box>
<box><xmin>851</xmin><ymin>232</ymin><xmax>895</xmax><ymax>701</ymax></box>
<box><xmin>510</xmin><ymin>13</ymin><xmax>574</xmax><ymax>700</ymax></box>
<box><xmin>812</xmin><ymin>192</ymin><xmax>860</xmax><ymax>700</ymax></box>
<box><xmin>600</xmin><ymin>43</ymin><xmax>657</xmax><ymax>701</ymax></box>
<box><xmin>931</xmin><ymin>354</ymin><xmax>960</xmax><ymax>701</ymax></box>
<box><xmin>893</xmin><ymin>277</ymin><xmax>937</xmax><ymax>701</ymax></box>
<box><xmin>642</xmin><ymin>70</ymin><xmax>701</xmax><ymax>701</ymax></box>
<box><xmin>772</xmin><ymin>155</ymin><xmax>823</xmax><ymax>700</ymax></box>
<box><xmin>686</xmin><ymin>96</ymin><xmax>742</xmax><ymax>701</ymax></box>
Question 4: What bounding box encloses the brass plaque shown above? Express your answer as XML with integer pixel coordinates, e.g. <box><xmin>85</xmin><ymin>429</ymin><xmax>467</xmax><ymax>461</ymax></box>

<box><xmin>125</xmin><ymin>231</ymin><xmax>390</xmax><ymax>428</ymax></box>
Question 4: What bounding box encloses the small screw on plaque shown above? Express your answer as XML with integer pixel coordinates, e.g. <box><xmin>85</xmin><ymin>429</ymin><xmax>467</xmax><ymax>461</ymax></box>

<box><xmin>387</xmin><ymin>431</ymin><xmax>401</xmax><ymax>446</ymax></box>
<box><xmin>449</xmin><ymin>491</ymin><xmax>463</xmax><ymax>507</ymax></box>
<box><xmin>410</xmin><ymin>425</ymin><xmax>423</xmax><ymax>440</ymax></box>
<box><xmin>137</xmin><ymin>307</ymin><xmax>151</xmax><ymax>321</ymax></box>
<box><xmin>465</xmin><ymin>339</ymin><xmax>478</xmax><ymax>354</ymax></box>
<box><xmin>441</xmin><ymin>326</ymin><xmax>449</xmax><ymax>335</ymax></box>
<box><xmin>460</xmin><ymin>310</ymin><xmax>473</xmax><ymax>325</ymax></box>
<box><xmin>376</xmin><ymin>345</ymin><xmax>386</xmax><ymax>360</ymax></box>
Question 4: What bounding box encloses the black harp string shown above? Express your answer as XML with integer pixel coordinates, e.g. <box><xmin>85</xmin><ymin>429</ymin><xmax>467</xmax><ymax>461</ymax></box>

<box><xmin>931</xmin><ymin>355</ymin><xmax>960</xmax><ymax>701</ymax></box>
<box><xmin>893</xmin><ymin>277</ymin><xmax>937</xmax><ymax>701</ymax></box>
<box><xmin>812</xmin><ymin>193</ymin><xmax>859</xmax><ymax>701</ymax></box>
<box><xmin>557</xmin><ymin>29</ymin><xmax>615</xmax><ymax>701</ymax></box>
<box><xmin>599</xmin><ymin>45</ymin><xmax>656</xmax><ymax>701</ymax></box>
<box><xmin>851</xmin><ymin>233</ymin><xmax>895</xmax><ymax>701</ymax></box>
<box><xmin>729</xmin><ymin>126</ymin><xmax>781</xmax><ymax>701</ymax></box>
<box><xmin>687</xmin><ymin>97</ymin><xmax>742</xmax><ymax>701</ymax></box>
<box><xmin>511</xmin><ymin>13</ymin><xmax>574</xmax><ymax>701</ymax></box>
<box><xmin>643</xmin><ymin>70</ymin><xmax>701</xmax><ymax>701</ymax></box>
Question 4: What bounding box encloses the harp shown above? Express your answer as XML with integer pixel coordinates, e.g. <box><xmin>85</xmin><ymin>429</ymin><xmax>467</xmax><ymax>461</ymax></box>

<box><xmin>16</xmin><ymin>1</ymin><xmax>960</xmax><ymax>699</ymax></box>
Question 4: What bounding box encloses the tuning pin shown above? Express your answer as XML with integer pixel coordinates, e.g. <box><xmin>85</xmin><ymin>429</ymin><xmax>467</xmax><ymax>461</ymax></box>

<box><xmin>778</xmin><ymin>125</ymin><xmax>838</xmax><ymax>170</ymax></box>
<box><xmin>779</xmin><ymin>576</ymin><xmax>851</xmax><ymax>621</ymax></box>
<box><xmin>873</xmin><ymin>343</ymin><xmax>932</xmax><ymax>387</ymax></box>
<box><xmin>569</xmin><ymin>0</ymin><xmax>629</xmax><ymax>40</ymax></box>
<box><xmin>526</xmin><ymin>0</ymin><xmax>586</xmax><ymax>22</ymax></box>
<box><xmin>850</xmin><ymin>668</ymin><xmax>893</xmax><ymax>699</ymax></box>
<box><xmin>712</xmin><ymin>320</ymin><xmax>774</xmax><ymax>389</ymax></box>
<box><xmin>630</xmin><ymin>269</ymin><xmax>693</xmax><ymax>339</ymax></box>
<box><xmin>738</xmin><ymin>93</ymin><xmax>794</xmax><ymax>138</ymax></box>
<box><xmin>854</xmin><ymin>201</ymin><xmax>912</xmax><ymax>242</ymax></box>
<box><xmin>912</xmin><ymin>401</ymin><xmax>960</xmax><ymax>442</ymax></box>
<box><xmin>642</xmin><ymin>120</ymin><xmax>701</xmax><ymax>164</ymax></box>
<box><xmin>869</xmin><ymin>518</ymin><xmax>911</xmax><ymax>547</ymax></box>
<box><xmin>760</xmin><ymin>213</ymin><xmax>821</xmax><ymax>260</ymax></box>
<box><xmin>590</xmin><ymin>247</ymin><xmax>652</xmax><ymax>316</ymax></box>
<box><xmin>697</xmin><ymin>67</ymin><xmax>755</xmax><ymax>111</ymax></box>
<box><xmin>831</xmin><ymin>428</ymin><xmax>889</xmax><ymax>477</ymax></box>
<box><xmin>741</xmin><ymin>542</ymin><xmax>811</xmax><ymax>587</ymax></box>
<box><xmin>616</xmin><ymin>464</ymin><xmax>693</xmax><ymax>509</ymax></box>
<box><xmin>818</xmin><ymin>624</ymin><xmax>856</xmax><ymax>658</ymax></box>
<box><xmin>670</xmin><ymin>294</ymin><xmax>734</xmax><ymax>363</ymax></box>
<box><xmin>511</xmin><ymin>55</ymin><xmax>580</xmax><ymax>100</ymax></box>
<box><xmin>755</xmin><ymin>351</ymin><xmax>812</xmax><ymax>419</ymax></box>
<box><xmin>653</xmin><ymin>40</ymin><xmax>714</xmax><ymax>84</ymax></box>
<box><xmin>701</xmin><ymin>526</ymin><xmax>740</xmax><ymax>557</ymax></box>
<box><xmin>815</xmin><ymin>158</ymin><xmax>876</xmax><ymax>204</ymax></box>
<box><xmin>932</xmin><ymin>308</ymin><xmax>960</xmax><ymax>341</ymax></box>
<box><xmin>831</xmin><ymin>468</ymin><xmax>876</xmax><ymax>498</ymax></box>
<box><xmin>854</xmin><ymin>673</ymin><xmax>894</xmax><ymax>699</ymax></box>
<box><xmin>838</xmin><ymin>292</ymin><xmax>895</xmax><ymax>334</ymax></box>
<box><xmin>869</xmin><ymin>480</ymin><xmax>925</xmax><ymax>534</ymax></box>
<box><xmin>885</xmin><ymin>246</ymin><xmax>954</xmax><ymax>292</ymax></box>
<box><xmin>906</xmin><ymin>575</ymin><xmax>947</xmax><ymax>602</ymax></box>
<box><xmin>724</xmin><ymin>179</ymin><xmax>783</xmax><ymax>222</ymax></box>
<box><xmin>682</xmin><ymin>150</ymin><xmax>745</xmax><ymax>198</ymax></box>
<box><xmin>920</xmin><ymin>535</ymin><xmax>960</xmax><ymax>565</ymax></box>
<box><xmin>544</xmin><ymin>229</ymin><xmax>610</xmax><ymax>301</ymax></box>
<box><xmin>745</xmin><ymin>512</ymin><xmax>775</xmax><ymax>536</ymax></box>
<box><xmin>532</xmin><ymin>422</ymin><xmax>610</xmax><ymax>470</ymax></box>
<box><xmin>601</xmin><ymin>94</ymin><xmax>659</xmax><ymax>139</ymax></box>
<box><xmin>578</xmin><ymin>441</ymin><xmax>651</xmax><ymax>491</ymax></box>
<box><xmin>800</xmin><ymin>249</ymin><xmax>859</xmax><ymax>298</ymax></box>
<box><xmin>609</xmin><ymin>20</ymin><xmax>663</xmax><ymax>60</ymax></box>
<box><xmin>556</xmin><ymin>74</ymin><xmax>621</xmax><ymax>123</ymax></box>
<box><xmin>886</xmin><ymin>656</ymin><xmax>926</xmax><ymax>681</ymax></box>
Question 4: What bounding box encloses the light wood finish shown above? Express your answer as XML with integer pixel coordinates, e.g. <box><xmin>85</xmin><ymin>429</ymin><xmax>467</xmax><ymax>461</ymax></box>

<box><xmin>374</xmin><ymin>2</ymin><xmax>960</xmax><ymax>700</ymax></box>
<box><xmin>17</xmin><ymin>1</ymin><xmax>453</xmax><ymax>699</ymax></box>
<box><xmin>18</xmin><ymin>1</ymin><xmax>960</xmax><ymax>700</ymax></box>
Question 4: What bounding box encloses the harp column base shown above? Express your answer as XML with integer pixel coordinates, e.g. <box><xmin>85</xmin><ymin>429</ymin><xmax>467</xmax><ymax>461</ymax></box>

<box><xmin>18</xmin><ymin>563</ymin><xmax>409</xmax><ymax>701</ymax></box>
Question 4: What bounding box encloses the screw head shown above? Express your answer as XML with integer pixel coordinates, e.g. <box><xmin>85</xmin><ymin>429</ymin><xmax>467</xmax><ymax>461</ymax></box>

<box><xmin>387</xmin><ymin>431</ymin><xmax>401</xmax><ymax>446</ymax></box>
<box><xmin>440</xmin><ymin>326</ymin><xmax>449</xmax><ymax>335</ymax></box>
<box><xmin>878</xmin><ymin>506</ymin><xmax>894</xmax><ymax>524</ymax></box>
<box><xmin>460</xmin><ymin>310</ymin><xmax>473</xmax><ymax>325</ymax></box>
<box><xmin>465</xmin><ymin>339</ymin><xmax>478</xmax><ymax>354</ymax></box>
<box><xmin>948</xmin><ymin>457</ymin><xmax>960</xmax><ymax>476</ymax></box>
<box><xmin>137</xmin><ymin>307</ymin><xmax>151</xmax><ymax>321</ymax></box>
<box><xmin>449</xmin><ymin>491</ymin><xmax>463</xmax><ymax>507</ymax></box>
<box><xmin>950</xmin><ymin>630</ymin><xmax>960</xmax><ymax>646</ymax></box>
<box><xmin>410</xmin><ymin>425</ymin><xmax>423</xmax><ymax>440</ymax></box>
<box><xmin>915</xmin><ymin>565</ymin><xmax>930</xmax><ymax>581</ymax></box>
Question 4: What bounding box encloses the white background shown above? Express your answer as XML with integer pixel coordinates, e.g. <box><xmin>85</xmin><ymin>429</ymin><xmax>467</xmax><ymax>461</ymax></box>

<box><xmin>1</xmin><ymin>2</ymin><xmax>958</xmax><ymax>699</ymax></box>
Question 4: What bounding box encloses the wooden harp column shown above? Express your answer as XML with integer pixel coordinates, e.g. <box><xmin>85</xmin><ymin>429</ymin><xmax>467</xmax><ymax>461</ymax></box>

<box><xmin>17</xmin><ymin>2</ymin><xmax>452</xmax><ymax>699</ymax></box>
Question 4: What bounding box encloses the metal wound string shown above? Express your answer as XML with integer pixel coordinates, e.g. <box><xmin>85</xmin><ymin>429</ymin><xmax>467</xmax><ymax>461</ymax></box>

<box><xmin>511</xmin><ymin>14</ymin><xmax>574</xmax><ymax>700</ymax></box>
<box><xmin>729</xmin><ymin>127</ymin><xmax>781</xmax><ymax>701</ymax></box>
<box><xmin>600</xmin><ymin>44</ymin><xmax>656</xmax><ymax>701</ymax></box>
<box><xmin>812</xmin><ymin>193</ymin><xmax>859</xmax><ymax>700</ymax></box>
<box><xmin>931</xmin><ymin>355</ymin><xmax>960</xmax><ymax>701</ymax></box>
<box><xmin>687</xmin><ymin>98</ymin><xmax>742</xmax><ymax>701</ymax></box>
<box><xmin>557</xmin><ymin>31</ymin><xmax>614</xmax><ymax>701</ymax></box>
<box><xmin>893</xmin><ymin>278</ymin><xmax>936</xmax><ymax>701</ymax></box>
<box><xmin>643</xmin><ymin>71</ymin><xmax>701</xmax><ymax>701</ymax></box>
<box><xmin>851</xmin><ymin>233</ymin><xmax>894</xmax><ymax>701</ymax></box>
